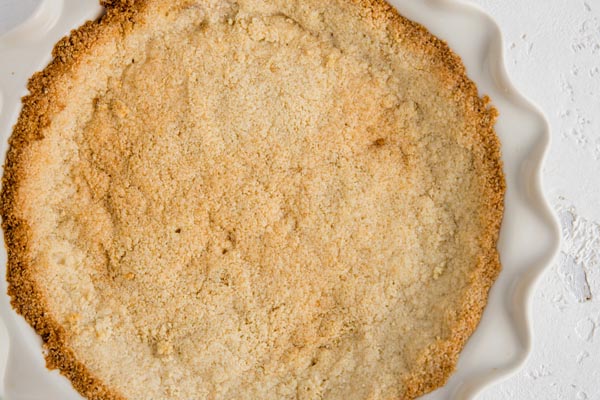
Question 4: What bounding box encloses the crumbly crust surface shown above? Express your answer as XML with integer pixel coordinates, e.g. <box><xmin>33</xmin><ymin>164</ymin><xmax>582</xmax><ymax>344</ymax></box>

<box><xmin>1</xmin><ymin>1</ymin><xmax>505</xmax><ymax>399</ymax></box>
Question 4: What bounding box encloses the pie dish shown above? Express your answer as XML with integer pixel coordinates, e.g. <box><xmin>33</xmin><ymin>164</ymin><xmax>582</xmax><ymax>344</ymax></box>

<box><xmin>1</xmin><ymin>0</ymin><xmax>506</xmax><ymax>399</ymax></box>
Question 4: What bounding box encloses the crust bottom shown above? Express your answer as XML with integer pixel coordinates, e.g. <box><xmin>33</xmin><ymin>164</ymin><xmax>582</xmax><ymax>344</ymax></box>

<box><xmin>1</xmin><ymin>1</ymin><xmax>505</xmax><ymax>399</ymax></box>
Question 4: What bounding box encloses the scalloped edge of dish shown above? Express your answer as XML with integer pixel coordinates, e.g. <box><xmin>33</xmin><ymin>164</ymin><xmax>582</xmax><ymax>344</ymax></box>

<box><xmin>397</xmin><ymin>1</ymin><xmax>561</xmax><ymax>398</ymax></box>
<box><xmin>0</xmin><ymin>0</ymin><xmax>560</xmax><ymax>399</ymax></box>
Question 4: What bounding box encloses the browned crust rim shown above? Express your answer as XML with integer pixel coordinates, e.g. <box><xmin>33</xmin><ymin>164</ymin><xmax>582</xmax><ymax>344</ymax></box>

<box><xmin>0</xmin><ymin>1</ymin><xmax>505</xmax><ymax>399</ymax></box>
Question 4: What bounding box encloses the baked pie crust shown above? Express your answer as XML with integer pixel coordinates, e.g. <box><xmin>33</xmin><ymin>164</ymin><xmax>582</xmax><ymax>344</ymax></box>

<box><xmin>1</xmin><ymin>0</ymin><xmax>504</xmax><ymax>399</ymax></box>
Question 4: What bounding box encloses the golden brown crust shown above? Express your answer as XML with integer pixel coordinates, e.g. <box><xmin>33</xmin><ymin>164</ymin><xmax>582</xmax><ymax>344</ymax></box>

<box><xmin>1</xmin><ymin>3</ymin><xmax>148</xmax><ymax>399</ymax></box>
<box><xmin>345</xmin><ymin>1</ymin><xmax>504</xmax><ymax>395</ymax></box>
<box><xmin>0</xmin><ymin>1</ymin><xmax>504</xmax><ymax>399</ymax></box>
<box><xmin>371</xmin><ymin>5</ymin><xmax>504</xmax><ymax>399</ymax></box>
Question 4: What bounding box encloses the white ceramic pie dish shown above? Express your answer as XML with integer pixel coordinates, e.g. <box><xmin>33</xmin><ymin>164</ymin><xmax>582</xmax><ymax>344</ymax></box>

<box><xmin>0</xmin><ymin>0</ymin><xmax>560</xmax><ymax>399</ymax></box>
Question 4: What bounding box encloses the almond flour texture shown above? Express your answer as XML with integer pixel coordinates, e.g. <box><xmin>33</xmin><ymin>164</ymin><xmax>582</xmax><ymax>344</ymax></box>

<box><xmin>1</xmin><ymin>1</ymin><xmax>504</xmax><ymax>399</ymax></box>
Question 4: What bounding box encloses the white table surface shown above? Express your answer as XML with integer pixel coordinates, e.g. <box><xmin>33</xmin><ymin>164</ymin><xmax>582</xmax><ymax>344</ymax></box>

<box><xmin>0</xmin><ymin>1</ymin><xmax>598</xmax><ymax>399</ymax></box>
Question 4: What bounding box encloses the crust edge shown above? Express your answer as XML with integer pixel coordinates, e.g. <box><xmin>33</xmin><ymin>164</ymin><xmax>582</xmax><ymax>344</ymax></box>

<box><xmin>354</xmin><ymin>1</ymin><xmax>505</xmax><ymax>397</ymax></box>
<box><xmin>1</xmin><ymin>2</ymin><xmax>145</xmax><ymax>400</ymax></box>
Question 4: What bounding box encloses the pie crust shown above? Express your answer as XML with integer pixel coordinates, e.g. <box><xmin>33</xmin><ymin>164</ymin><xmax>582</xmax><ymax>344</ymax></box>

<box><xmin>1</xmin><ymin>0</ymin><xmax>505</xmax><ymax>399</ymax></box>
